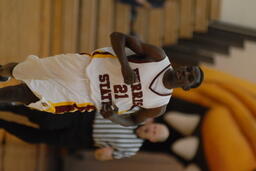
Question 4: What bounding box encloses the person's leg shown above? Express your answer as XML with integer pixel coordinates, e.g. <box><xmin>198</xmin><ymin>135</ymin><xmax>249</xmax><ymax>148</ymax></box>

<box><xmin>0</xmin><ymin>104</ymin><xmax>92</xmax><ymax>130</ymax></box>
<box><xmin>27</xmin><ymin>110</ymin><xmax>83</xmax><ymax>130</ymax></box>
<box><xmin>0</xmin><ymin>84</ymin><xmax>39</xmax><ymax>104</ymax></box>
<box><xmin>0</xmin><ymin>119</ymin><xmax>89</xmax><ymax>148</ymax></box>
<box><xmin>0</xmin><ymin>119</ymin><xmax>61</xmax><ymax>144</ymax></box>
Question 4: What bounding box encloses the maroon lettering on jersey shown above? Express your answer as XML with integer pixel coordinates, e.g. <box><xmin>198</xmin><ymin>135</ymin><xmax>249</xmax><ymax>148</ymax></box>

<box><xmin>99</xmin><ymin>68</ymin><xmax>144</xmax><ymax>110</ymax></box>
<box><xmin>133</xmin><ymin>68</ymin><xmax>141</xmax><ymax>81</ymax></box>
<box><xmin>100</xmin><ymin>88</ymin><xmax>112</xmax><ymax>100</ymax></box>
<box><xmin>114</xmin><ymin>85</ymin><xmax>128</xmax><ymax>98</ymax></box>
<box><xmin>132</xmin><ymin>91</ymin><xmax>143</xmax><ymax>98</ymax></box>
<box><xmin>131</xmin><ymin>68</ymin><xmax>143</xmax><ymax>107</ymax></box>
<box><xmin>99</xmin><ymin>74</ymin><xmax>112</xmax><ymax>104</ymax></box>
<box><xmin>131</xmin><ymin>83</ymin><xmax>141</xmax><ymax>91</ymax></box>
<box><xmin>133</xmin><ymin>99</ymin><xmax>143</xmax><ymax>106</ymax></box>
<box><xmin>99</xmin><ymin>74</ymin><xmax>110</xmax><ymax>84</ymax></box>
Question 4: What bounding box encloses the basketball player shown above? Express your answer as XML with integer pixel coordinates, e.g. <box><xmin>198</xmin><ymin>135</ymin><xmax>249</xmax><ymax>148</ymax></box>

<box><xmin>0</xmin><ymin>32</ymin><xmax>203</xmax><ymax>126</ymax></box>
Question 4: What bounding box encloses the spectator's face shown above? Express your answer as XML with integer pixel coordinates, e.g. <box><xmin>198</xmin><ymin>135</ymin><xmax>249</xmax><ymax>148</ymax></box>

<box><xmin>136</xmin><ymin>123</ymin><xmax>169</xmax><ymax>142</ymax></box>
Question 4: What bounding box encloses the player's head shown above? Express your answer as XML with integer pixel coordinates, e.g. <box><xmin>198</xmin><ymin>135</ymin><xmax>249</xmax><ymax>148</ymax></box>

<box><xmin>172</xmin><ymin>66</ymin><xmax>204</xmax><ymax>91</ymax></box>
<box><xmin>136</xmin><ymin>123</ymin><xmax>169</xmax><ymax>142</ymax></box>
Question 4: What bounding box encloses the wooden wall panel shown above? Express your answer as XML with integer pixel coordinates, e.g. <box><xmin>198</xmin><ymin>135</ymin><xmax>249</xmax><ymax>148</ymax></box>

<box><xmin>40</xmin><ymin>0</ymin><xmax>52</xmax><ymax>57</ymax></box>
<box><xmin>51</xmin><ymin>0</ymin><xmax>63</xmax><ymax>55</ymax></box>
<box><xmin>195</xmin><ymin>0</ymin><xmax>208</xmax><ymax>32</ymax></box>
<box><xmin>0</xmin><ymin>0</ymin><xmax>43</xmax><ymax>62</ymax></box>
<box><xmin>0</xmin><ymin>0</ymin><xmax>19</xmax><ymax>63</ymax></box>
<box><xmin>0</xmin><ymin>0</ymin><xmax>41</xmax><ymax>62</ymax></box>
<box><xmin>96</xmin><ymin>0</ymin><xmax>115</xmax><ymax>48</ymax></box>
<box><xmin>0</xmin><ymin>0</ymin><xmax>51</xmax><ymax>60</ymax></box>
<box><xmin>37</xmin><ymin>145</ymin><xmax>50</xmax><ymax>171</ymax></box>
<box><xmin>4</xmin><ymin>136</ymin><xmax>37</xmax><ymax>171</ymax></box>
<box><xmin>0</xmin><ymin>129</ymin><xmax>5</xmax><ymax>171</ymax></box>
<box><xmin>210</xmin><ymin>0</ymin><xmax>221</xmax><ymax>20</ymax></box>
<box><xmin>163</xmin><ymin>0</ymin><xmax>179</xmax><ymax>45</ymax></box>
<box><xmin>0</xmin><ymin>111</ymin><xmax>38</xmax><ymax>171</ymax></box>
<box><xmin>18</xmin><ymin>0</ymin><xmax>41</xmax><ymax>59</ymax></box>
<box><xmin>114</xmin><ymin>2</ymin><xmax>131</xmax><ymax>34</ymax></box>
<box><xmin>79</xmin><ymin>0</ymin><xmax>98</xmax><ymax>53</ymax></box>
<box><xmin>179</xmin><ymin>0</ymin><xmax>194</xmax><ymax>38</ymax></box>
<box><xmin>147</xmin><ymin>8</ymin><xmax>164</xmax><ymax>46</ymax></box>
<box><xmin>62</xmin><ymin>0</ymin><xmax>80</xmax><ymax>53</ymax></box>
<box><xmin>134</xmin><ymin>8</ymin><xmax>149</xmax><ymax>42</ymax></box>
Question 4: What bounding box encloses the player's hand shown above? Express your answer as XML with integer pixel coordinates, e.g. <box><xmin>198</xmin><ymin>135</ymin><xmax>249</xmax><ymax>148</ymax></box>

<box><xmin>100</xmin><ymin>103</ymin><xmax>119</xmax><ymax>119</ymax></box>
<box><xmin>121</xmin><ymin>66</ymin><xmax>138</xmax><ymax>85</ymax></box>
<box><xmin>94</xmin><ymin>147</ymin><xmax>113</xmax><ymax>161</ymax></box>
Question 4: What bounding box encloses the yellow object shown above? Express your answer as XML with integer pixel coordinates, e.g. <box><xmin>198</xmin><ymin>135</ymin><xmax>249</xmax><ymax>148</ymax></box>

<box><xmin>173</xmin><ymin>66</ymin><xmax>256</xmax><ymax>171</ymax></box>
<box><xmin>202</xmin><ymin>107</ymin><xmax>256</xmax><ymax>171</ymax></box>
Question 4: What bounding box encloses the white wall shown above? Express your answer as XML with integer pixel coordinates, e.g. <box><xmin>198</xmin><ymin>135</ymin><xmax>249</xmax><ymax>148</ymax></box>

<box><xmin>220</xmin><ymin>0</ymin><xmax>256</xmax><ymax>29</ymax></box>
<box><xmin>207</xmin><ymin>0</ymin><xmax>256</xmax><ymax>84</ymax></box>
<box><xmin>206</xmin><ymin>41</ymin><xmax>256</xmax><ymax>83</ymax></box>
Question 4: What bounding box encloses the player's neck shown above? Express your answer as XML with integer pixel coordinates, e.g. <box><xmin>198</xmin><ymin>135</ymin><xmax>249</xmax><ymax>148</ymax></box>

<box><xmin>162</xmin><ymin>69</ymin><xmax>174</xmax><ymax>89</ymax></box>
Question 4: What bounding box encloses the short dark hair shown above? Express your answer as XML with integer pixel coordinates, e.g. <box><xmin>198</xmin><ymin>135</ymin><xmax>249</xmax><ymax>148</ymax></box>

<box><xmin>190</xmin><ymin>66</ymin><xmax>204</xmax><ymax>89</ymax></box>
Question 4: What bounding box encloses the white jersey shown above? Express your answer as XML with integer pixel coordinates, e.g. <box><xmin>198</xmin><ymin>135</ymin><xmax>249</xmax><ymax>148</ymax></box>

<box><xmin>87</xmin><ymin>47</ymin><xmax>173</xmax><ymax>113</ymax></box>
<box><xmin>13</xmin><ymin>47</ymin><xmax>172</xmax><ymax>114</ymax></box>
<box><xmin>13</xmin><ymin>54</ymin><xmax>96</xmax><ymax>114</ymax></box>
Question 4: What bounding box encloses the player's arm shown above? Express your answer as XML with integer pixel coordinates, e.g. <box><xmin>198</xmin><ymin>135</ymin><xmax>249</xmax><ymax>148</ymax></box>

<box><xmin>100</xmin><ymin>103</ymin><xmax>167</xmax><ymax>126</ymax></box>
<box><xmin>110</xmin><ymin>32</ymin><xmax>166</xmax><ymax>84</ymax></box>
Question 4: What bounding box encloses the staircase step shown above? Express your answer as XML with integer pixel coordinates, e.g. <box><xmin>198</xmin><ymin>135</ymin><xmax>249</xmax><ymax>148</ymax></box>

<box><xmin>209</xmin><ymin>21</ymin><xmax>256</xmax><ymax>41</ymax></box>
<box><xmin>163</xmin><ymin>45</ymin><xmax>214</xmax><ymax>65</ymax></box>
<box><xmin>178</xmin><ymin>39</ymin><xmax>230</xmax><ymax>55</ymax></box>
<box><xmin>193</xmin><ymin>32</ymin><xmax>244</xmax><ymax>48</ymax></box>
<box><xmin>165</xmin><ymin>51</ymin><xmax>200</xmax><ymax>66</ymax></box>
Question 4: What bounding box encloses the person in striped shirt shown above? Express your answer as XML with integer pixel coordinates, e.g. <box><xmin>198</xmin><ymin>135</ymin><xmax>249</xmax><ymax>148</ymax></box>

<box><xmin>0</xmin><ymin>104</ymin><xmax>169</xmax><ymax>160</ymax></box>
<box><xmin>93</xmin><ymin>111</ymin><xmax>169</xmax><ymax>160</ymax></box>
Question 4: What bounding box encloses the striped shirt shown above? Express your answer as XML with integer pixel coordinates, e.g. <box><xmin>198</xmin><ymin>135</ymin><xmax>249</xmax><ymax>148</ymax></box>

<box><xmin>93</xmin><ymin>112</ymin><xmax>144</xmax><ymax>159</ymax></box>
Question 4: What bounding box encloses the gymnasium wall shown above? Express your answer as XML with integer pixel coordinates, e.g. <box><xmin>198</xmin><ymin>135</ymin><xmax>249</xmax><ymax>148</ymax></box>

<box><xmin>220</xmin><ymin>0</ymin><xmax>256</xmax><ymax>29</ymax></box>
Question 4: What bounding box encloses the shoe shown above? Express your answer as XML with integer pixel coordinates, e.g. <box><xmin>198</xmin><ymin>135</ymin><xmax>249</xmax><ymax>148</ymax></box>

<box><xmin>0</xmin><ymin>65</ymin><xmax>10</xmax><ymax>82</ymax></box>
<box><xmin>0</xmin><ymin>75</ymin><xmax>10</xmax><ymax>82</ymax></box>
